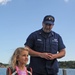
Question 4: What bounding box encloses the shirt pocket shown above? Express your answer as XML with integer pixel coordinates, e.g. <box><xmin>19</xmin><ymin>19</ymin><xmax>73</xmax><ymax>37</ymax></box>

<box><xmin>51</xmin><ymin>42</ymin><xmax>58</xmax><ymax>53</ymax></box>
<box><xmin>35</xmin><ymin>40</ymin><xmax>44</xmax><ymax>52</ymax></box>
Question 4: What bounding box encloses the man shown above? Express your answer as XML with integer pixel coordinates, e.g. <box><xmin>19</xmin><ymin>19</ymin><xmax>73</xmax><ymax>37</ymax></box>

<box><xmin>24</xmin><ymin>15</ymin><xmax>66</xmax><ymax>75</ymax></box>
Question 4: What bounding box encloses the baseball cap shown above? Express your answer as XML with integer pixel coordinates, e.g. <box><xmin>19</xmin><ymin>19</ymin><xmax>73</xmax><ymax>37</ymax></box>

<box><xmin>43</xmin><ymin>15</ymin><xmax>55</xmax><ymax>25</ymax></box>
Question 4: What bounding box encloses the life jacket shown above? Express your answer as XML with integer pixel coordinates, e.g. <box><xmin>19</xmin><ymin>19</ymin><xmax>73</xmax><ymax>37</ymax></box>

<box><xmin>6</xmin><ymin>66</ymin><xmax>32</xmax><ymax>75</ymax></box>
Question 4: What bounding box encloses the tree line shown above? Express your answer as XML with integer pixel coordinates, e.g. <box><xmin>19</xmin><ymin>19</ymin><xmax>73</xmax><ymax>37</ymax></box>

<box><xmin>0</xmin><ymin>61</ymin><xmax>75</xmax><ymax>68</ymax></box>
<box><xmin>59</xmin><ymin>61</ymin><xmax>75</xmax><ymax>69</ymax></box>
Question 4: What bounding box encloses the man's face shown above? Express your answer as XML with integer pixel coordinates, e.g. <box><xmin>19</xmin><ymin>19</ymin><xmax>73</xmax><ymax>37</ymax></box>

<box><xmin>42</xmin><ymin>23</ymin><xmax>54</xmax><ymax>33</ymax></box>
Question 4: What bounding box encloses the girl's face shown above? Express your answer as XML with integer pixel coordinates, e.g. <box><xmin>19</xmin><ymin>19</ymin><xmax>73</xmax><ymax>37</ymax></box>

<box><xmin>17</xmin><ymin>50</ymin><xmax>28</xmax><ymax>65</ymax></box>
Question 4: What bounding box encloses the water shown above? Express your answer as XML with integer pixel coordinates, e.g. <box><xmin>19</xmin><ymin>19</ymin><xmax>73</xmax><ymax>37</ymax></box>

<box><xmin>58</xmin><ymin>69</ymin><xmax>75</xmax><ymax>75</ymax></box>
<box><xmin>0</xmin><ymin>68</ymin><xmax>75</xmax><ymax>75</ymax></box>
<box><xmin>66</xmin><ymin>69</ymin><xmax>75</xmax><ymax>75</ymax></box>
<box><xmin>0</xmin><ymin>68</ymin><xmax>6</xmax><ymax>75</ymax></box>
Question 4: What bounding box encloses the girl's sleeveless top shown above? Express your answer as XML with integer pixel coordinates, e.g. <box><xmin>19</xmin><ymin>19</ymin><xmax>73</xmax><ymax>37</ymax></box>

<box><xmin>7</xmin><ymin>66</ymin><xmax>32</xmax><ymax>75</ymax></box>
<box><xmin>15</xmin><ymin>66</ymin><xmax>27</xmax><ymax>75</ymax></box>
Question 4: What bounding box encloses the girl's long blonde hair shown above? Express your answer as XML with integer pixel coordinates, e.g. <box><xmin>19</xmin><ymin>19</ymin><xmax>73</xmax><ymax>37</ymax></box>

<box><xmin>9</xmin><ymin>47</ymin><xmax>29</xmax><ymax>69</ymax></box>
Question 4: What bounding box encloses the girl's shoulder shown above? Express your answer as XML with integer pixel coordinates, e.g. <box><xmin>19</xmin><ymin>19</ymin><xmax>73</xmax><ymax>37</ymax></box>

<box><xmin>6</xmin><ymin>66</ymin><xmax>32</xmax><ymax>75</ymax></box>
<box><xmin>27</xmin><ymin>67</ymin><xmax>32</xmax><ymax>75</ymax></box>
<box><xmin>6</xmin><ymin>67</ymin><xmax>17</xmax><ymax>75</ymax></box>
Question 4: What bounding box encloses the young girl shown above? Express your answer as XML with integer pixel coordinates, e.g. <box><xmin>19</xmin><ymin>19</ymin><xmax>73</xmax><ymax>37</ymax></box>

<box><xmin>6</xmin><ymin>47</ymin><xmax>32</xmax><ymax>75</ymax></box>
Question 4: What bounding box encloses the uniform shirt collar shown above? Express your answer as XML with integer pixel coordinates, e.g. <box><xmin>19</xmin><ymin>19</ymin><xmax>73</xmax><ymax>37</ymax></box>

<box><xmin>39</xmin><ymin>28</ymin><xmax>54</xmax><ymax>37</ymax></box>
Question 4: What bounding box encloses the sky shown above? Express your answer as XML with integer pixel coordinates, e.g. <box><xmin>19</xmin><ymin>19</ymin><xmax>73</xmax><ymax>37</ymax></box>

<box><xmin>0</xmin><ymin>0</ymin><xmax>75</xmax><ymax>64</ymax></box>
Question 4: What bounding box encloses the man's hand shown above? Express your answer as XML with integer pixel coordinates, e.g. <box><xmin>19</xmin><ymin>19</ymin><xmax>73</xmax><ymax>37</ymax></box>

<box><xmin>39</xmin><ymin>53</ymin><xmax>57</xmax><ymax>60</ymax></box>
<box><xmin>39</xmin><ymin>53</ymin><xmax>52</xmax><ymax>60</ymax></box>
<box><xmin>48</xmin><ymin>53</ymin><xmax>57</xmax><ymax>60</ymax></box>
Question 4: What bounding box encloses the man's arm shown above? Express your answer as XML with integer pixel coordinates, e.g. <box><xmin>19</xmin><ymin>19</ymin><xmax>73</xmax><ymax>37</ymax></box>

<box><xmin>57</xmin><ymin>49</ymin><xmax>66</xmax><ymax>58</ymax></box>
<box><xmin>48</xmin><ymin>49</ymin><xmax>66</xmax><ymax>60</ymax></box>
<box><xmin>25</xmin><ymin>46</ymin><xmax>66</xmax><ymax>60</ymax></box>
<box><xmin>25</xmin><ymin>46</ymin><xmax>53</xmax><ymax>60</ymax></box>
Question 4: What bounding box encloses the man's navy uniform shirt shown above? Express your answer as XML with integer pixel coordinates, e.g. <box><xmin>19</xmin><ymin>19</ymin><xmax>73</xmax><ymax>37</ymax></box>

<box><xmin>25</xmin><ymin>29</ymin><xmax>66</xmax><ymax>74</ymax></box>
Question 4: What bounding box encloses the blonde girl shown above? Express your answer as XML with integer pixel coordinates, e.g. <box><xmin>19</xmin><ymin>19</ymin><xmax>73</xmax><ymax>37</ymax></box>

<box><xmin>6</xmin><ymin>47</ymin><xmax>32</xmax><ymax>75</ymax></box>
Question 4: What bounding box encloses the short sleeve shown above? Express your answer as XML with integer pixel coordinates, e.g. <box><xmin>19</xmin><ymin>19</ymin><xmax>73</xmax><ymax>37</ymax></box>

<box><xmin>24</xmin><ymin>33</ymin><xmax>35</xmax><ymax>48</ymax></box>
<box><xmin>58</xmin><ymin>35</ymin><xmax>66</xmax><ymax>51</ymax></box>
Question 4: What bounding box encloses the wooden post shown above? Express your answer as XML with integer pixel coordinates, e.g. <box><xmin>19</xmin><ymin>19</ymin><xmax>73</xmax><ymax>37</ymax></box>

<box><xmin>63</xmin><ymin>69</ymin><xmax>67</xmax><ymax>75</ymax></box>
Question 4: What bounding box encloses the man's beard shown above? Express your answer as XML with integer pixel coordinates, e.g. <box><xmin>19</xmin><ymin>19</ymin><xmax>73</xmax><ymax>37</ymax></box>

<box><xmin>43</xmin><ymin>28</ymin><xmax>51</xmax><ymax>33</ymax></box>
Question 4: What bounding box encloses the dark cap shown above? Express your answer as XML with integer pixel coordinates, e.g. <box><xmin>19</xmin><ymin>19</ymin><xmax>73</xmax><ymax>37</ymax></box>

<box><xmin>43</xmin><ymin>15</ymin><xmax>55</xmax><ymax>25</ymax></box>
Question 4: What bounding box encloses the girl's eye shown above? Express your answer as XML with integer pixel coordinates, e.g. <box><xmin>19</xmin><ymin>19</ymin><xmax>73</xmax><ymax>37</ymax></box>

<box><xmin>22</xmin><ymin>54</ymin><xmax>28</xmax><ymax>57</ymax></box>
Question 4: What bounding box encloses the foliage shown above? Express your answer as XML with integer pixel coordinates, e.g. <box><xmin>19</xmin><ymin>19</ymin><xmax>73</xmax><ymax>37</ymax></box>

<box><xmin>59</xmin><ymin>61</ymin><xmax>75</xmax><ymax>69</ymax></box>
<box><xmin>0</xmin><ymin>61</ymin><xmax>75</xmax><ymax>68</ymax></box>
